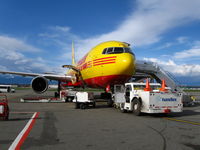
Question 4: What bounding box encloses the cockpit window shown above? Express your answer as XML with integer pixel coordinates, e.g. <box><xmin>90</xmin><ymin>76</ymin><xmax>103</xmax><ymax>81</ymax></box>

<box><xmin>102</xmin><ymin>48</ymin><xmax>107</xmax><ymax>54</ymax></box>
<box><xmin>124</xmin><ymin>48</ymin><xmax>134</xmax><ymax>55</ymax></box>
<box><xmin>107</xmin><ymin>48</ymin><xmax>114</xmax><ymax>54</ymax></box>
<box><xmin>102</xmin><ymin>47</ymin><xmax>134</xmax><ymax>55</ymax></box>
<box><xmin>113</xmin><ymin>47</ymin><xmax>124</xmax><ymax>53</ymax></box>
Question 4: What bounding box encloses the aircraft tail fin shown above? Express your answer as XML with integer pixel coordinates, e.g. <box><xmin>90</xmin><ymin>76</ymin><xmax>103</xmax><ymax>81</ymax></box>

<box><xmin>72</xmin><ymin>41</ymin><xmax>76</xmax><ymax>66</ymax></box>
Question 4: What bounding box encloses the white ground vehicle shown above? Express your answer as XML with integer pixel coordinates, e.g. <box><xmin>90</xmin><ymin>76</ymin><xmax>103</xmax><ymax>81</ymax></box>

<box><xmin>0</xmin><ymin>85</ymin><xmax>15</xmax><ymax>93</ymax></box>
<box><xmin>60</xmin><ymin>89</ymin><xmax>76</xmax><ymax>102</ymax></box>
<box><xmin>73</xmin><ymin>92</ymin><xmax>96</xmax><ymax>109</ymax></box>
<box><xmin>114</xmin><ymin>82</ymin><xmax>183</xmax><ymax>115</ymax></box>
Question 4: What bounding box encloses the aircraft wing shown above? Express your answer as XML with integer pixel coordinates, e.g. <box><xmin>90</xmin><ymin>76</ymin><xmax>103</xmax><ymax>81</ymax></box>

<box><xmin>0</xmin><ymin>70</ymin><xmax>75</xmax><ymax>82</ymax></box>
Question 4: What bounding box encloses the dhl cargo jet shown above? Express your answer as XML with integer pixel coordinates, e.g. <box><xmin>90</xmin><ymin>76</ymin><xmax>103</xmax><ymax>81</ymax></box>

<box><xmin>0</xmin><ymin>41</ymin><xmax>135</xmax><ymax>93</ymax></box>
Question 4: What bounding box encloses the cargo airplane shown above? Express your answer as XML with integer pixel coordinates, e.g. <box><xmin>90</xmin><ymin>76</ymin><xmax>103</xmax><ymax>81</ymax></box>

<box><xmin>0</xmin><ymin>41</ymin><xmax>135</xmax><ymax>94</ymax></box>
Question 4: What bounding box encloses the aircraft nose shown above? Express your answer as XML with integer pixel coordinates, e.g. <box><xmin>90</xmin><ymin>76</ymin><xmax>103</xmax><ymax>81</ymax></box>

<box><xmin>118</xmin><ymin>53</ymin><xmax>135</xmax><ymax>75</ymax></box>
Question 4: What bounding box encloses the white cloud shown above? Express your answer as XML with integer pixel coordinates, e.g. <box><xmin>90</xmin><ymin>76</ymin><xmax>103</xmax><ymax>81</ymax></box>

<box><xmin>38</xmin><ymin>33</ymin><xmax>60</xmax><ymax>38</ymax></box>
<box><xmin>0</xmin><ymin>36</ymin><xmax>41</xmax><ymax>52</ymax></box>
<box><xmin>177</xmin><ymin>36</ymin><xmax>189</xmax><ymax>44</ymax></box>
<box><xmin>3</xmin><ymin>0</ymin><xmax>200</xmax><ymax>78</ymax></box>
<box><xmin>0</xmin><ymin>35</ymin><xmax>59</xmax><ymax>74</ymax></box>
<box><xmin>50</xmin><ymin>26</ymin><xmax>71</xmax><ymax>32</ymax></box>
<box><xmin>192</xmin><ymin>41</ymin><xmax>200</xmax><ymax>48</ymax></box>
<box><xmin>174</xmin><ymin>41</ymin><xmax>200</xmax><ymax>59</ymax></box>
<box><xmin>143</xmin><ymin>57</ymin><xmax>200</xmax><ymax>76</ymax></box>
<box><xmin>156</xmin><ymin>42</ymin><xmax>173</xmax><ymax>50</ymax></box>
<box><xmin>37</xmin><ymin>0</ymin><xmax>200</xmax><ymax>61</ymax></box>
<box><xmin>0</xmin><ymin>65</ymin><xmax>7</xmax><ymax>71</ymax></box>
<box><xmin>174</xmin><ymin>48</ymin><xmax>200</xmax><ymax>59</ymax></box>
<box><xmin>70</xmin><ymin>0</ymin><xmax>200</xmax><ymax>59</ymax></box>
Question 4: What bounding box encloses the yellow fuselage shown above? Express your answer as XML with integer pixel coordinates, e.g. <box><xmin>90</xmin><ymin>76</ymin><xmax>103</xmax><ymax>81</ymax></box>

<box><xmin>69</xmin><ymin>41</ymin><xmax>135</xmax><ymax>88</ymax></box>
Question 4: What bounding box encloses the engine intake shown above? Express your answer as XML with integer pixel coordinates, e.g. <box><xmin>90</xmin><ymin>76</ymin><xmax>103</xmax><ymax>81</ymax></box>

<box><xmin>31</xmin><ymin>76</ymin><xmax>48</xmax><ymax>94</ymax></box>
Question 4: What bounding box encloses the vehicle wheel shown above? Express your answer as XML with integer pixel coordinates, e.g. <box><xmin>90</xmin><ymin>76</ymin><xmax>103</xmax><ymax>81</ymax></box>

<box><xmin>107</xmin><ymin>99</ymin><xmax>113</xmax><ymax>107</ymax></box>
<box><xmin>5</xmin><ymin>113</ymin><xmax>9</xmax><ymax>120</ymax></box>
<box><xmin>54</xmin><ymin>92</ymin><xmax>59</xmax><ymax>98</ymax></box>
<box><xmin>120</xmin><ymin>107</ymin><xmax>127</xmax><ymax>113</ymax></box>
<box><xmin>113</xmin><ymin>104</ymin><xmax>117</xmax><ymax>108</ymax></box>
<box><xmin>68</xmin><ymin>97</ymin><xmax>73</xmax><ymax>102</ymax></box>
<box><xmin>6</xmin><ymin>107</ymin><xmax>9</xmax><ymax>120</ymax></box>
<box><xmin>120</xmin><ymin>103</ymin><xmax>127</xmax><ymax>113</ymax></box>
<box><xmin>75</xmin><ymin>103</ymin><xmax>80</xmax><ymax>109</ymax></box>
<box><xmin>93</xmin><ymin>102</ymin><xmax>96</xmax><ymax>108</ymax></box>
<box><xmin>132</xmin><ymin>99</ymin><xmax>142</xmax><ymax>116</ymax></box>
<box><xmin>65</xmin><ymin>97</ymin><xmax>69</xmax><ymax>102</ymax></box>
<box><xmin>80</xmin><ymin>103</ymin><xmax>86</xmax><ymax>109</ymax></box>
<box><xmin>66</xmin><ymin>97</ymin><xmax>72</xmax><ymax>102</ymax></box>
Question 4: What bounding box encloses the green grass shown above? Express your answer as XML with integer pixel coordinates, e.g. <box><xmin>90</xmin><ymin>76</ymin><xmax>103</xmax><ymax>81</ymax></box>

<box><xmin>62</xmin><ymin>88</ymin><xmax>104</xmax><ymax>92</ymax></box>
<box><xmin>48</xmin><ymin>88</ymin><xmax>58</xmax><ymax>92</ymax></box>
<box><xmin>14</xmin><ymin>87</ymin><xmax>31</xmax><ymax>90</ymax></box>
<box><xmin>74</xmin><ymin>88</ymin><xmax>104</xmax><ymax>92</ymax></box>
<box><xmin>14</xmin><ymin>87</ymin><xmax>104</xmax><ymax>92</ymax></box>
<box><xmin>183</xmin><ymin>90</ymin><xmax>200</xmax><ymax>92</ymax></box>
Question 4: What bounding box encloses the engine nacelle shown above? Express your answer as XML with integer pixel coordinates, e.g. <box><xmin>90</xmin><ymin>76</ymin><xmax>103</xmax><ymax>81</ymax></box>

<box><xmin>31</xmin><ymin>76</ymin><xmax>49</xmax><ymax>94</ymax></box>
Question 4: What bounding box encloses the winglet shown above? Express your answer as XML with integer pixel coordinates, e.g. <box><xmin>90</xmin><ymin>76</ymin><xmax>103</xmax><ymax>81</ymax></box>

<box><xmin>72</xmin><ymin>41</ymin><xmax>76</xmax><ymax>66</ymax></box>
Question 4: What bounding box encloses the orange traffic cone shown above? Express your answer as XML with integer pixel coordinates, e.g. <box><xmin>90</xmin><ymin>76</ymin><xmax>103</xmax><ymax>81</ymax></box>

<box><xmin>144</xmin><ymin>78</ymin><xmax>152</xmax><ymax>91</ymax></box>
<box><xmin>160</xmin><ymin>80</ymin><xmax>168</xmax><ymax>92</ymax></box>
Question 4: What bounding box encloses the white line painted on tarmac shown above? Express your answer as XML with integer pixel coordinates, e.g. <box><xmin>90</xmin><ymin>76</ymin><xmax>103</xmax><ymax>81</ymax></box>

<box><xmin>8</xmin><ymin>112</ymin><xmax>40</xmax><ymax>150</ymax></box>
<box><xmin>10</xmin><ymin>112</ymin><xmax>36</xmax><ymax>114</ymax></box>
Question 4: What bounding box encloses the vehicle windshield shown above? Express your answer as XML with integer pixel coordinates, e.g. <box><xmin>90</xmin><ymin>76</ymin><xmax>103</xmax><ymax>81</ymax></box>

<box><xmin>133</xmin><ymin>85</ymin><xmax>161</xmax><ymax>90</ymax></box>
<box><xmin>102</xmin><ymin>47</ymin><xmax>134</xmax><ymax>55</ymax></box>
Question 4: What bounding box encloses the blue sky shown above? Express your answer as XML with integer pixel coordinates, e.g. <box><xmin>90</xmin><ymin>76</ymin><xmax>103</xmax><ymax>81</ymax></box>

<box><xmin>0</xmin><ymin>0</ymin><xmax>200</xmax><ymax>85</ymax></box>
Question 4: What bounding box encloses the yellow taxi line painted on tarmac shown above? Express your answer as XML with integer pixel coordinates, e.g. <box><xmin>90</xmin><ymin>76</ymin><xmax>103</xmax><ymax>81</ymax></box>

<box><xmin>164</xmin><ymin>117</ymin><xmax>200</xmax><ymax>126</ymax></box>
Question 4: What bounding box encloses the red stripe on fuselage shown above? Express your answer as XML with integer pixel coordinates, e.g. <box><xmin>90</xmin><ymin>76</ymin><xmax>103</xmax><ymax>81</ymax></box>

<box><xmin>93</xmin><ymin>61</ymin><xmax>116</xmax><ymax>66</ymax></box>
<box><xmin>93</xmin><ymin>59</ymin><xmax>116</xmax><ymax>64</ymax></box>
<box><xmin>93</xmin><ymin>56</ymin><xmax>117</xmax><ymax>61</ymax></box>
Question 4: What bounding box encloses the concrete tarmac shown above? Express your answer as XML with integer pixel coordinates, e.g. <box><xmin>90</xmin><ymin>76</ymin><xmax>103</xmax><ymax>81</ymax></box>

<box><xmin>1</xmin><ymin>89</ymin><xmax>200</xmax><ymax>150</ymax></box>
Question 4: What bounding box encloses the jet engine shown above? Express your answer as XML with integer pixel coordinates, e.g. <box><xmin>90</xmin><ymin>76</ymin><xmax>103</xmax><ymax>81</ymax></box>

<box><xmin>31</xmin><ymin>76</ymin><xmax>49</xmax><ymax>94</ymax></box>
